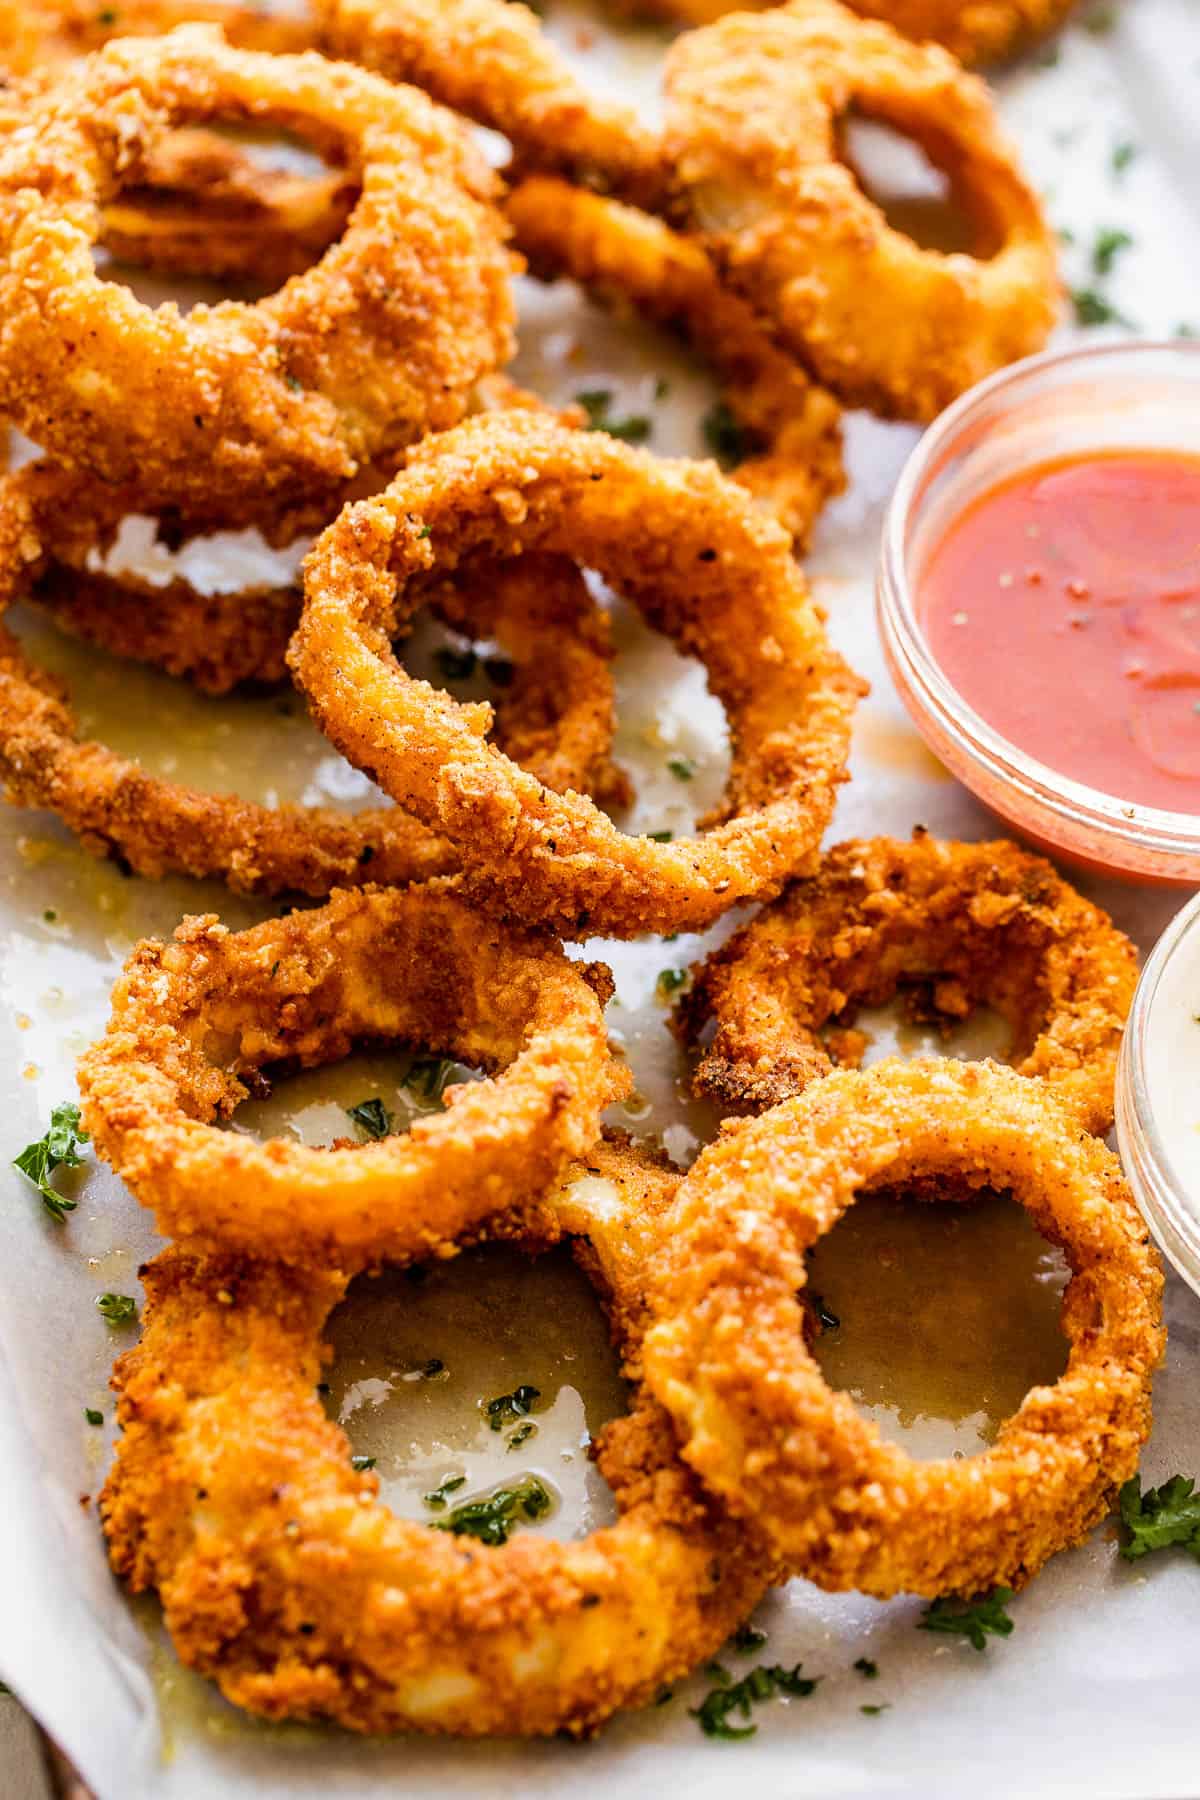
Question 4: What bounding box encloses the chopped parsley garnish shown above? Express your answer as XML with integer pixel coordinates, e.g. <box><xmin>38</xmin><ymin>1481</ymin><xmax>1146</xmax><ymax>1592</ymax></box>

<box><xmin>429</xmin><ymin>1474</ymin><xmax>552</xmax><ymax>1546</ymax></box>
<box><xmin>861</xmin><ymin>1703</ymin><xmax>890</xmax><ymax>1716</ymax></box>
<box><xmin>1091</xmin><ymin>226</ymin><xmax>1133</xmax><ymax>276</ymax></box>
<box><xmin>1119</xmin><ymin>1473</ymin><xmax>1200</xmax><ymax>1561</ymax></box>
<box><xmin>484</xmin><ymin>1384</ymin><xmax>540</xmax><ymax>1431</ymax></box>
<box><xmin>918</xmin><ymin>1587</ymin><xmax>1014</xmax><ymax>1651</ymax></box>
<box><xmin>853</xmin><ymin>1656</ymin><xmax>878</xmax><ymax>1679</ymax></box>
<box><xmin>702</xmin><ymin>400</ymin><xmax>748</xmax><ymax>468</ymax></box>
<box><xmin>43</xmin><ymin>910</ymin><xmax>56</xmax><ymax>923</ymax></box>
<box><xmin>350</xmin><ymin>1454</ymin><xmax>376</xmax><ymax>1472</ymax></box>
<box><xmin>691</xmin><ymin>1663</ymin><xmax>819</xmax><ymax>1740</ymax></box>
<box><xmin>1111</xmin><ymin>140</ymin><xmax>1138</xmax><ymax>177</ymax></box>
<box><xmin>656</xmin><ymin>967</ymin><xmax>689</xmax><ymax>1000</ymax></box>
<box><xmin>84</xmin><ymin>1408</ymin><xmax>103</xmax><ymax>1427</ymax></box>
<box><xmin>508</xmin><ymin>1421</ymin><xmax>536</xmax><ymax>1450</ymax></box>
<box><xmin>406</xmin><ymin>1057</ymin><xmax>457</xmax><ymax>1104</ymax></box>
<box><xmin>347</xmin><ymin>1097</ymin><xmax>390</xmax><ymax>1140</ymax></box>
<box><xmin>667</xmin><ymin>756</ymin><xmax>695</xmax><ymax>781</ymax></box>
<box><xmin>647</xmin><ymin>828</ymin><xmax>673</xmax><ymax>842</ymax></box>
<box><xmin>729</xmin><ymin>1625</ymin><xmax>767</xmax><ymax>1654</ymax></box>
<box><xmin>1070</xmin><ymin>287</ymin><xmax>1132</xmax><ymax>329</ymax></box>
<box><xmin>14</xmin><ymin>1102</ymin><xmax>89</xmax><ymax>1221</ymax></box>
<box><xmin>96</xmin><ymin>1293</ymin><xmax>138</xmax><ymax>1327</ymax></box>
<box><xmin>575</xmin><ymin>389</ymin><xmax>653</xmax><ymax>445</ymax></box>
<box><xmin>434</xmin><ymin>644</ymin><xmax>478</xmax><ymax>683</ymax></box>
<box><xmin>423</xmin><ymin>1474</ymin><xmax>467</xmax><ymax>1510</ymax></box>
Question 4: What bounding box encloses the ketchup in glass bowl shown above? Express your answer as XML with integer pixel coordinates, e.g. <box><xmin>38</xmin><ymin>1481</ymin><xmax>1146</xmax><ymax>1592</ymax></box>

<box><xmin>877</xmin><ymin>341</ymin><xmax>1200</xmax><ymax>881</ymax></box>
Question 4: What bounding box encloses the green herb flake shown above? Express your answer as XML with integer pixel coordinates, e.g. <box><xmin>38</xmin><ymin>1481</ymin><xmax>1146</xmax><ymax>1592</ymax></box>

<box><xmin>434</xmin><ymin>644</ymin><xmax>478</xmax><ymax>683</ymax></box>
<box><xmin>43</xmin><ymin>910</ymin><xmax>56</xmax><ymax>923</ymax></box>
<box><xmin>84</xmin><ymin>1408</ymin><xmax>103</xmax><ymax>1427</ymax></box>
<box><xmin>96</xmin><ymin>1293</ymin><xmax>138</xmax><ymax>1327</ymax></box>
<box><xmin>429</xmin><ymin>1474</ymin><xmax>551</xmax><ymax>1546</ymax></box>
<box><xmin>647</xmin><ymin>829</ymin><xmax>673</xmax><ymax>842</ymax></box>
<box><xmin>508</xmin><ymin>1421</ymin><xmax>536</xmax><ymax>1450</ymax></box>
<box><xmin>406</xmin><ymin>1057</ymin><xmax>457</xmax><ymax>1104</ymax></box>
<box><xmin>667</xmin><ymin>756</ymin><xmax>695</xmax><ymax>781</ymax></box>
<box><xmin>13</xmin><ymin>1102</ymin><xmax>89</xmax><ymax>1222</ymax></box>
<box><xmin>1119</xmin><ymin>1473</ymin><xmax>1200</xmax><ymax>1561</ymax></box>
<box><xmin>1070</xmin><ymin>287</ymin><xmax>1132</xmax><ymax>328</ymax></box>
<box><xmin>691</xmin><ymin>1663</ymin><xmax>819</xmax><ymax>1740</ymax></box>
<box><xmin>350</xmin><ymin>1454</ymin><xmax>376</xmax><ymax>1472</ymax></box>
<box><xmin>347</xmin><ymin>1097</ymin><xmax>390</xmax><ymax>1141</ymax></box>
<box><xmin>423</xmin><ymin>1474</ymin><xmax>467</xmax><ymax>1510</ymax></box>
<box><xmin>656</xmin><ymin>967</ymin><xmax>689</xmax><ymax>999</ymax></box>
<box><xmin>702</xmin><ymin>400</ymin><xmax>748</xmax><ymax>468</ymax></box>
<box><xmin>576</xmin><ymin>388</ymin><xmax>653</xmax><ymax>445</ymax></box>
<box><xmin>1091</xmin><ymin>226</ymin><xmax>1133</xmax><ymax>275</ymax></box>
<box><xmin>484</xmin><ymin>1384</ymin><xmax>541</xmax><ymax>1431</ymax></box>
<box><xmin>97</xmin><ymin>6</ymin><xmax>117</xmax><ymax>23</ymax></box>
<box><xmin>1111</xmin><ymin>140</ymin><xmax>1138</xmax><ymax>177</ymax></box>
<box><xmin>860</xmin><ymin>1703</ymin><xmax>891</xmax><ymax>1716</ymax></box>
<box><xmin>730</xmin><ymin>1625</ymin><xmax>767</xmax><ymax>1654</ymax></box>
<box><xmin>853</xmin><ymin>1657</ymin><xmax>878</xmax><ymax>1679</ymax></box>
<box><xmin>918</xmin><ymin>1586</ymin><xmax>1015</xmax><ymax>1651</ymax></box>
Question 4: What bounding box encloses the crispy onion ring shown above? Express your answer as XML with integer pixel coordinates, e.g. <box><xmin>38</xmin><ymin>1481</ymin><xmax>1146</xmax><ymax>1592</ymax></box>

<box><xmin>602</xmin><ymin>0</ymin><xmax>1077</xmax><ymax>67</ymax></box>
<box><xmin>506</xmin><ymin>174</ymin><xmax>845</xmax><ymax>548</ymax></box>
<box><xmin>0</xmin><ymin>0</ymin><xmax>318</xmax><ymax>74</ymax></box>
<box><xmin>0</xmin><ymin>26</ymin><xmax>514</xmax><ymax>520</ymax></box>
<box><xmin>680</xmin><ymin>834</ymin><xmax>1137</xmax><ymax>1133</ymax></box>
<box><xmin>313</xmin><ymin>0</ymin><xmax>664</xmax><ymax>207</ymax></box>
<box><xmin>292</xmin><ymin>411</ymin><xmax>865</xmax><ymax>940</ymax></box>
<box><xmin>0</xmin><ymin>463</ymin><xmax>629</xmax><ymax>886</ymax></box>
<box><xmin>99</xmin><ymin>1139</ymin><xmax>774</xmax><ymax>1735</ymax></box>
<box><xmin>79</xmin><ymin>884</ymin><xmax>629</xmax><ymax>1267</ymax></box>
<box><xmin>661</xmin><ymin>0</ymin><xmax>1060</xmax><ymax>421</ymax></box>
<box><xmin>643</xmin><ymin>1057</ymin><xmax>1164</xmax><ymax>1598</ymax></box>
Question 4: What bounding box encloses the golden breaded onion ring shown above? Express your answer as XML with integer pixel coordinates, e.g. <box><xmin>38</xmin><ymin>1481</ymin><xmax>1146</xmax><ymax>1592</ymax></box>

<box><xmin>602</xmin><ymin>0</ymin><xmax>1078</xmax><ymax>69</ymax></box>
<box><xmin>79</xmin><ymin>884</ymin><xmax>629</xmax><ymax>1267</ymax></box>
<box><xmin>680</xmin><ymin>834</ymin><xmax>1137</xmax><ymax>1133</ymax></box>
<box><xmin>661</xmin><ymin>0</ymin><xmax>1060</xmax><ymax>421</ymax></box>
<box><xmin>292</xmin><ymin>411</ymin><xmax>866</xmax><ymax>941</ymax></box>
<box><xmin>0</xmin><ymin>26</ymin><xmax>514</xmax><ymax>522</ymax></box>
<box><xmin>0</xmin><ymin>464</ymin><xmax>631</xmax><ymax>889</ymax></box>
<box><xmin>644</xmin><ymin>1057</ymin><xmax>1164</xmax><ymax>1598</ymax></box>
<box><xmin>99</xmin><ymin>1140</ymin><xmax>774</xmax><ymax>1735</ymax></box>
<box><xmin>0</xmin><ymin>0</ymin><xmax>318</xmax><ymax>75</ymax></box>
<box><xmin>506</xmin><ymin>173</ymin><xmax>845</xmax><ymax>548</ymax></box>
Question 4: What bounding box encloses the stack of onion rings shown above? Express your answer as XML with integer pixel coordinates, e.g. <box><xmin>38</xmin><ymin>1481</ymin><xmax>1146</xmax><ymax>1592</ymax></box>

<box><xmin>661</xmin><ymin>0</ymin><xmax>1060</xmax><ymax>420</ymax></box>
<box><xmin>0</xmin><ymin>25</ymin><xmax>514</xmax><ymax>521</ymax></box>
<box><xmin>679</xmin><ymin>834</ymin><xmax>1138</xmax><ymax>1133</ymax></box>
<box><xmin>292</xmin><ymin>410</ymin><xmax>865</xmax><ymax>939</ymax></box>
<box><xmin>78</xmin><ymin>883</ymin><xmax>630</xmax><ymax>1266</ymax></box>
<box><xmin>643</xmin><ymin>1057</ymin><xmax>1164</xmax><ymax>1598</ymax></box>
<box><xmin>98</xmin><ymin>1138</ymin><xmax>775</xmax><ymax>1735</ymax></box>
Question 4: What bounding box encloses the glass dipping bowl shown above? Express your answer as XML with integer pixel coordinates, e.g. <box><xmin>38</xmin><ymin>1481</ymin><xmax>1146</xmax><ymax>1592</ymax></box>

<box><xmin>1116</xmin><ymin>889</ymin><xmax>1200</xmax><ymax>1298</ymax></box>
<box><xmin>876</xmin><ymin>340</ymin><xmax>1200</xmax><ymax>883</ymax></box>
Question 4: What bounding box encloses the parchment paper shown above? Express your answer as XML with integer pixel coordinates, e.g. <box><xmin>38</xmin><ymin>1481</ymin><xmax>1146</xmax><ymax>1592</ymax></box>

<box><xmin>2</xmin><ymin>2</ymin><xmax>1199</xmax><ymax>1794</ymax></box>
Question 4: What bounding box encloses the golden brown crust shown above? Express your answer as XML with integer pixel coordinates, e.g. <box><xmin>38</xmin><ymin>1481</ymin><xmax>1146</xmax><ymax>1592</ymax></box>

<box><xmin>644</xmin><ymin>1057</ymin><xmax>1164</xmax><ymax>1597</ymax></box>
<box><xmin>603</xmin><ymin>0</ymin><xmax>1077</xmax><ymax>68</ymax></box>
<box><xmin>661</xmin><ymin>0</ymin><xmax>1060</xmax><ymax>421</ymax></box>
<box><xmin>99</xmin><ymin>1141</ymin><xmax>774</xmax><ymax>1736</ymax></box>
<box><xmin>505</xmin><ymin>173</ymin><xmax>845</xmax><ymax>548</ymax></box>
<box><xmin>680</xmin><ymin>834</ymin><xmax>1138</xmax><ymax>1133</ymax></box>
<box><xmin>78</xmin><ymin>884</ymin><xmax>629</xmax><ymax>1266</ymax></box>
<box><xmin>0</xmin><ymin>26</ymin><xmax>514</xmax><ymax>521</ymax></box>
<box><xmin>292</xmin><ymin>410</ymin><xmax>866</xmax><ymax>940</ymax></box>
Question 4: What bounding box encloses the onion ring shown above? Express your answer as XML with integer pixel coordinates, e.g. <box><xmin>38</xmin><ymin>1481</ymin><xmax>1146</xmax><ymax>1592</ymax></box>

<box><xmin>680</xmin><ymin>834</ymin><xmax>1137</xmax><ymax>1133</ymax></box>
<box><xmin>643</xmin><ymin>1056</ymin><xmax>1164</xmax><ymax>1598</ymax></box>
<box><xmin>0</xmin><ymin>26</ymin><xmax>514</xmax><ymax>520</ymax></box>
<box><xmin>661</xmin><ymin>0</ymin><xmax>1060</xmax><ymax>421</ymax></box>
<box><xmin>0</xmin><ymin>0</ymin><xmax>318</xmax><ymax>75</ymax></box>
<box><xmin>601</xmin><ymin>0</ymin><xmax>1078</xmax><ymax>68</ymax></box>
<box><xmin>1</xmin><ymin>464</ymin><xmax>632</xmax><ymax>885</ymax></box>
<box><xmin>98</xmin><ymin>1138</ymin><xmax>774</xmax><ymax>1735</ymax></box>
<box><xmin>79</xmin><ymin>883</ymin><xmax>629</xmax><ymax>1267</ymax></box>
<box><xmin>292</xmin><ymin>410</ymin><xmax>866</xmax><ymax>940</ymax></box>
<box><xmin>506</xmin><ymin>173</ymin><xmax>845</xmax><ymax>548</ymax></box>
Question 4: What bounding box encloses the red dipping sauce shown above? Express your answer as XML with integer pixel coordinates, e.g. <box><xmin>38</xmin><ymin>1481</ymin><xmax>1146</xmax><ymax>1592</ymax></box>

<box><xmin>920</xmin><ymin>450</ymin><xmax>1200</xmax><ymax>813</ymax></box>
